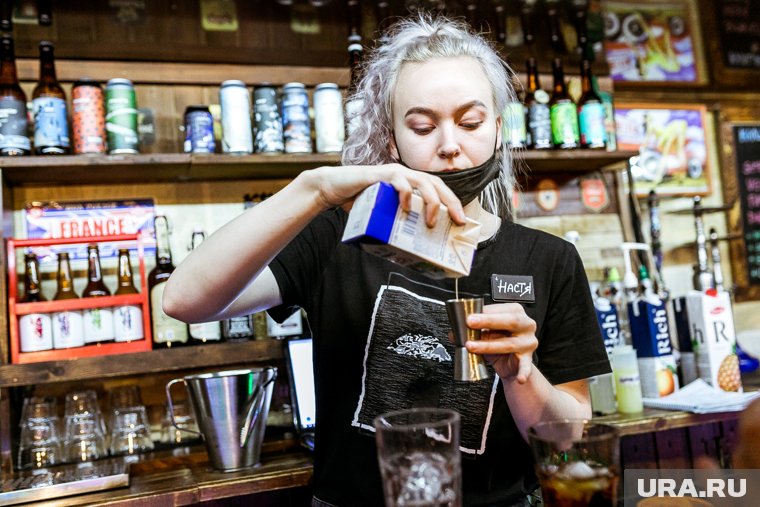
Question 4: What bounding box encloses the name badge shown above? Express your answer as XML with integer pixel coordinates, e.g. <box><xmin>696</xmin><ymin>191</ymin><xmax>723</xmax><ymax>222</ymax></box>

<box><xmin>491</xmin><ymin>274</ymin><xmax>535</xmax><ymax>303</ymax></box>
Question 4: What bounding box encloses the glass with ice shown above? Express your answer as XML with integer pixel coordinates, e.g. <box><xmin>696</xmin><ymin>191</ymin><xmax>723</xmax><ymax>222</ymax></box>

<box><xmin>528</xmin><ymin>419</ymin><xmax>619</xmax><ymax>507</ymax></box>
<box><xmin>374</xmin><ymin>408</ymin><xmax>462</xmax><ymax>507</ymax></box>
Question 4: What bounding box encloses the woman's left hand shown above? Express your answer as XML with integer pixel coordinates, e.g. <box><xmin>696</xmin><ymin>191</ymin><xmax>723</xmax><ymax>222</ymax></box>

<box><xmin>465</xmin><ymin>303</ymin><xmax>538</xmax><ymax>384</ymax></box>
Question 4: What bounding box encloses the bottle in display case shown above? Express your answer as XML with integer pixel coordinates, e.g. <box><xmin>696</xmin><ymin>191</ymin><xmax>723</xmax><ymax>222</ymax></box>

<box><xmin>149</xmin><ymin>215</ymin><xmax>189</xmax><ymax>348</ymax></box>
<box><xmin>32</xmin><ymin>41</ymin><xmax>70</xmax><ymax>155</ymax></box>
<box><xmin>0</xmin><ymin>36</ymin><xmax>30</xmax><ymax>156</ymax></box>
<box><xmin>113</xmin><ymin>248</ymin><xmax>145</xmax><ymax>343</ymax></box>
<box><xmin>82</xmin><ymin>244</ymin><xmax>115</xmax><ymax>344</ymax></box>
<box><xmin>52</xmin><ymin>252</ymin><xmax>84</xmax><ymax>349</ymax></box>
<box><xmin>18</xmin><ymin>253</ymin><xmax>52</xmax><ymax>352</ymax></box>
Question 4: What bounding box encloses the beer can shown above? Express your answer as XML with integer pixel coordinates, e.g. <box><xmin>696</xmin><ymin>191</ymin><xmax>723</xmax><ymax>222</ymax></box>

<box><xmin>105</xmin><ymin>78</ymin><xmax>139</xmax><ymax>154</ymax></box>
<box><xmin>253</xmin><ymin>85</ymin><xmax>283</xmax><ymax>154</ymax></box>
<box><xmin>220</xmin><ymin>80</ymin><xmax>253</xmax><ymax>154</ymax></box>
<box><xmin>184</xmin><ymin>105</ymin><xmax>215</xmax><ymax>154</ymax></box>
<box><xmin>313</xmin><ymin>83</ymin><xmax>345</xmax><ymax>153</ymax></box>
<box><xmin>72</xmin><ymin>79</ymin><xmax>106</xmax><ymax>155</ymax></box>
<box><xmin>281</xmin><ymin>82</ymin><xmax>312</xmax><ymax>154</ymax></box>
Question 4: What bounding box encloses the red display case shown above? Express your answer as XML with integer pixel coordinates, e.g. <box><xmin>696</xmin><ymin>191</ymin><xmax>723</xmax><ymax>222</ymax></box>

<box><xmin>7</xmin><ymin>234</ymin><xmax>153</xmax><ymax>364</ymax></box>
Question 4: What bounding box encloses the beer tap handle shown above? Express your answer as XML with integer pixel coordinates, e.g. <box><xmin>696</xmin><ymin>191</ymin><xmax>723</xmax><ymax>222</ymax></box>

<box><xmin>1</xmin><ymin>0</ymin><xmax>12</xmax><ymax>32</ymax></box>
<box><xmin>518</xmin><ymin>0</ymin><xmax>537</xmax><ymax>47</ymax></box>
<box><xmin>492</xmin><ymin>0</ymin><xmax>507</xmax><ymax>44</ymax></box>
<box><xmin>709</xmin><ymin>228</ymin><xmax>725</xmax><ymax>293</ymax></box>
<box><xmin>37</xmin><ymin>0</ymin><xmax>52</xmax><ymax>26</ymax></box>
<box><xmin>347</xmin><ymin>0</ymin><xmax>362</xmax><ymax>38</ymax></box>
<box><xmin>545</xmin><ymin>0</ymin><xmax>568</xmax><ymax>54</ymax></box>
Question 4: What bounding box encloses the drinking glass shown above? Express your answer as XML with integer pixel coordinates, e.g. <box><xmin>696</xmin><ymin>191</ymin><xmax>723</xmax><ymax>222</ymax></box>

<box><xmin>108</xmin><ymin>385</ymin><xmax>142</xmax><ymax>412</ymax></box>
<box><xmin>65</xmin><ymin>389</ymin><xmax>106</xmax><ymax>436</ymax></box>
<box><xmin>18</xmin><ymin>419</ymin><xmax>62</xmax><ymax>469</ymax></box>
<box><xmin>109</xmin><ymin>406</ymin><xmax>154</xmax><ymax>456</ymax></box>
<box><xmin>63</xmin><ymin>416</ymin><xmax>107</xmax><ymax>463</ymax></box>
<box><xmin>20</xmin><ymin>396</ymin><xmax>58</xmax><ymax>424</ymax></box>
<box><xmin>374</xmin><ymin>408</ymin><xmax>461</xmax><ymax>507</ymax></box>
<box><xmin>528</xmin><ymin>419</ymin><xmax>619</xmax><ymax>507</ymax></box>
<box><xmin>160</xmin><ymin>400</ymin><xmax>199</xmax><ymax>444</ymax></box>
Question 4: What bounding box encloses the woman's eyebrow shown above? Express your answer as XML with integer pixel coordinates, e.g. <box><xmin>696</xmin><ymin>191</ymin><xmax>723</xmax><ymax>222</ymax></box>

<box><xmin>404</xmin><ymin>100</ymin><xmax>488</xmax><ymax>119</ymax></box>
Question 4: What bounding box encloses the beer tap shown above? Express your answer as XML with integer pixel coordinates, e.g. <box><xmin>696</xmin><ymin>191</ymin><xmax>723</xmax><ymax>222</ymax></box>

<box><xmin>347</xmin><ymin>0</ymin><xmax>362</xmax><ymax>38</ymax></box>
<box><xmin>375</xmin><ymin>0</ymin><xmax>391</xmax><ymax>32</ymax></box>
<box><xmin>692</xmin><ymin>196</ymin><xmax>714</xmax><ymax>291</ymax></box>
<box><xmin>567</xmin><ymin>0</ymin><xmax>589</xmax><ymax>57</ymax></box>
<box><xmin>492</xmin><ymin>0</ymin><xmax>507</xmax><ymax>44</ymax></box>
<box><xmin>709</xmin><ymin>228</ymin><xmax>725</xmax><ymax>293</ymax></box>
<box><xmin>37</xmin><ymin>0</ymin><xmax>52</xmax><ymax>26</ymax></box>
<box><xmin>461</xmin><ymin>0</ymin><xmax>479</xmax><ymax>30</ymax></box>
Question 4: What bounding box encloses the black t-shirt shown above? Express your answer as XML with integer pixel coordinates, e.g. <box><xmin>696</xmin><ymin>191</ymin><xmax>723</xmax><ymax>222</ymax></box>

<box><xmin>269</xmin><ymin>208</ymin><xmax>610</xmax><ymax>507</ymax></box>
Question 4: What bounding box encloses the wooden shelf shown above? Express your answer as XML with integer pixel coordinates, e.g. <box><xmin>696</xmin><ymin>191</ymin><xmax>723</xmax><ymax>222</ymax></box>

<box><xmin>0</xmin><ymin>339</ymin><xmax>283</xmax><ymax>388</ymax></box>
<box><xmin>0</xmin><ymin>150</ymin><xmax>636</xmax><ymax>186</ymax></box>
<box><xmin>593</xmin><ymin>407</ymin><xmax>741</xmax><ymax>436</ymax></box>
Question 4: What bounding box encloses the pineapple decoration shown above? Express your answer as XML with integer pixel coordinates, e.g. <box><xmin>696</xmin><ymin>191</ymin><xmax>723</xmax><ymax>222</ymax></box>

<box><xmin>717</xmin><ymin>351</ymin><xmax>742</xmax><ymax>392</ymax></box>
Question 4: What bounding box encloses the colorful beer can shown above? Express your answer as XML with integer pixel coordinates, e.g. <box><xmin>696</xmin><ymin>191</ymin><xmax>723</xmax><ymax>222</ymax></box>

<box><xmin>72</xmin><ymin>79</ymin><xmax>106</xmax><ymax>155</ymax></box>
<box><xmin>0</xmin><ymin>96</ymin><xmax>30</xmax><ymax>155</ymax></box>
<box><xmin>281</xmin><ymin>82</ymin><xmax>312</xmax><ymax>154</ymax></box>
<box><xmin>105</xmin><ymin>78</ymin><xmax>139</xmax><ymax>154</ymax></box>
<box><xmin>253</xmin><ymin>85</ymin><xmax>283</xmax><ymax>154</ymax></box>
<box><xmin>184</xmin><ymin>105</ymin><xmax>215</xmax><ymax>154</ymax></box>
<box><xmin>313</xmin><ymin>83</ymin><xmax>345</xmax><ymax>153</ymax></box>
<box><xmin>220</xmin><ymin>80</ymin><xmax>253</xmax><ymax>154</ymax></box>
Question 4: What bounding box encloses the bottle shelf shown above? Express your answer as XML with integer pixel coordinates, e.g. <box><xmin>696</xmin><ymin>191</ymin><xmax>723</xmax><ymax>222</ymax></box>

<box><xmin>0</xmin><ymin>150</ymin><xmax>637</xmax><ymax>186</ymax></box>
<box><xmin>0</xmin><ymin>339</ymin><xmax>283</xmax><ymax>388</ymax></box>
<box><xmin>7</xmin><ymin>234</ymin><xmax>153</xmax><ymax>364</ymax></box>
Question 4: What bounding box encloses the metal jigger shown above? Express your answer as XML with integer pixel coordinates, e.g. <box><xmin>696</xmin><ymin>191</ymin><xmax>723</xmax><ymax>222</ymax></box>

<box><xmin>445</xmin><ymin>297</ymin><xmax>490</xmax><ymax>382</ymax></box>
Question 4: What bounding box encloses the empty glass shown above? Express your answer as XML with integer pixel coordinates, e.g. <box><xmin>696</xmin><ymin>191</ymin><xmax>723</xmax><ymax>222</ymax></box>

<box><xmin>63</xmin><ymin>416</ymin><xmax>107</xmax><ymax>463</ymax></box>
<box><xmin>109</xmin><ymin>406</ymin><xmax>154</xmax><ymax>456</ymax></box>
<box><xmin>65</xmin><ymin>390</ymin><xmax>106</xmax><ymax>436</ymax></box>
<box><xmin>18</xmin><ymin>419</ymin><xmax>62</xmax><ymax>470</ymax></box>
<box><xmin>160</xmin><ymin>400</ymin><xmax>199</xmax><ymax>445</ymax></box>
<box><xmin>374</xmin><ymin>408</ymin><xmax>462</xmax><ymax>507</ymax></box>
<box><xmin>20</xmin><ymin>396</ymin><xmax>58</xmax><ymax>424</ymax></box>
<box><xmin>108</xmin><ymin>385</ymin><xmax>142</xmax><ymax>412</ymax></box>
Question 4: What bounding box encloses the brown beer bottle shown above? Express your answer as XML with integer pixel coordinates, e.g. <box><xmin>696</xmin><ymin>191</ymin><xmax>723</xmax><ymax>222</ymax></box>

<box><xmin>524</xmin><ymin>57</ymin><xmax>552</xmax><ymax>150</ymax></box>
<box><xmin>32</xmin><ymin>41</ymin><xmax>70</xmax><ymax>155</ymax></box>
<box><xmin>21</xmin><ymin>253</ymin><xmax>45</xmax><ymax>302</ymax></box>
<box><xmin>113</xmin><ymin>248</ymin><xmax>145</xmax><ymax>343</ymax></box>
<box><xmin>149</xmin><ymin>215</ymin><xmax>189</xmax><ymax>348</ymax></box>
<box><xmin>0</xmin><ymin>36</ymin><xmax>30</xmax><ymax>156</ymax></box>
<box><xmin>549</xmin><ymin>58</ymin><xmax>579</xmax><ymax>150</ymax></box>
<box><xmin>115</xmin><ymin>249</ymin><xmax>138</xmax><ymax>295</ymax></box>
<box><xmin>82</xmin><ymin>244</ymin><xmax>114</xmax><ymax>344</ymax></box>
<box><xmin>54</xmin><ymin>253</ymin><xmax>78</xmax><ymax>300</ymax></box>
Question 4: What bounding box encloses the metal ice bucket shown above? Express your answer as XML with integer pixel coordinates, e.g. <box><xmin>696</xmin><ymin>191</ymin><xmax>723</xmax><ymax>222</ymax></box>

<box><xmin>166</xmin><ymin>367</ymin><xmax>277</xmax><ymax>472</ymax></box>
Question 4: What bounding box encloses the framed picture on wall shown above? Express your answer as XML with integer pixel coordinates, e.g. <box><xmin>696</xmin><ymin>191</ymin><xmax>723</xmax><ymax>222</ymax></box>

<box><xmin>615</xmin><ymin>103</ymin><xmax>711</xmax><ymax>197</ymax></box>
<box><xmin>601</xmin><ymin>0</ymin><xmax>708</xmax><ymax>84</ymax></box>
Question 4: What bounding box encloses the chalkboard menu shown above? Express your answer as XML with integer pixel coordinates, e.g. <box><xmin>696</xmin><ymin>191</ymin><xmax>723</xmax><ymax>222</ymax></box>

<box><xmin>734</xmin><ymin>125</ymin><xmax>760</xmax><ymax>284</ymax></box>
<box><xmin>718</xmin><ymin>0</ymin><xmax>760</xmax><ymax>69</ymax></box>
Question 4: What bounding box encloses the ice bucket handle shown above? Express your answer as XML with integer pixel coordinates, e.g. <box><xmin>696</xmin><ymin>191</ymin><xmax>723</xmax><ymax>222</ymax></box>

<box><xmin>239</xmin><ymin>368</ymin><xmax>278</xmax><ymax>448</ymax></box>
<box><xmin>166</xmin><ymin>377</ymin><xmax>203</xmax><ymax>438</ymax></box>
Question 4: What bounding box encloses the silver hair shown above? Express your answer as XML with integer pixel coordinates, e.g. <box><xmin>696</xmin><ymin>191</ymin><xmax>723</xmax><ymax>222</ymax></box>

<box><xmin>341</xmin><ymin>14</ymin><xmax>519</xmax><ymax>220</ymax></box>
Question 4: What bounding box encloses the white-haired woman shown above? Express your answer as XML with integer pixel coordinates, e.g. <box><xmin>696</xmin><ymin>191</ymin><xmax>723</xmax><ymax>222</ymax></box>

<box><xmin>165</xmin><ymin>15</ymin><xmax>609</xmax><ymax>507</ymax></box>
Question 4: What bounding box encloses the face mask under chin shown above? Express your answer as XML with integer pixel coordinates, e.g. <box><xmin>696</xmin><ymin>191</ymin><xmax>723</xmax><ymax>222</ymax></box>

<box><xmin>398</xmin><ymin>150</ymin><xmax>501</xmax><ymax>206</ymax></box>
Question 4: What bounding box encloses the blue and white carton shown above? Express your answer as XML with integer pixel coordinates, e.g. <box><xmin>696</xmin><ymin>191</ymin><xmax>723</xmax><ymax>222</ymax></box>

<box><xmin>629</xmin><ymin>295</ymin><xmax>680</xmax><ymax>398</ymax></box>
<box><xmin>342</xmin><ymin>182</ymin><xmax>481</xmax><ymax>278</ymax></box>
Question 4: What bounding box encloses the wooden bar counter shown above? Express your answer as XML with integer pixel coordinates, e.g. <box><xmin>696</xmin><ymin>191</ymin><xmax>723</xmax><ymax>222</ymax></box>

<box><xmin>25</xmin><ymin>442</ymin><xmax>314</xmax><ymax>507</ymax></box>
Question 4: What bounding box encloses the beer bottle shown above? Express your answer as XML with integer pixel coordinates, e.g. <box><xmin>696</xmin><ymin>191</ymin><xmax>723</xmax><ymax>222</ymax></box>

<box><xmin>502</xmin><ymin>69</ymin><xmax>526</xmax><ymax>149</ymax></box>
<box><xmin>82</xmin><ymin>244</ymin><xmax>115</xmax><ymax>344</ymax></box>
<box><xmin>187</xmin><ymin>229</ymin><xmax>222</xmax><ymax>344</ymax></box>
<box><xmin>0</xmin><ymin>36</ymin><xmax>30</xmax><ymax>156</ymax></box>
<box><xmin>52</xmin><ymin>252</ymin><xmax>84</xmax><ymax>349</ymax></box>
<box><xmin>549</xmin><ymin>58</ymin><xmax>579</xmax><ymax>150</ymax></box>
<box><xmin>524</xmin><ymin>57</ymin><xmax>552</xmax><ymax>150</ymax></box>
<box><xmin>591</xmin><ymin>73</ymin><xmax>617</xmax><ymax>151</ymax></box>
<box><xmin>19</xmin><ymin>253</ymin><xmax>53</xmax><ymax>352</ymax></box>
<box><xmin>32</xmin><ymin>41</ymin><xmax>70</xmax><ymax>155</ymax></box>
<box><xmin>149</xmin><ymin>215</ymin><xmax>189</xmax><ymax>348</ymax></box>
<box><xmin>114</xmin><ymin>248</ymin><xmax>145</xmax><ymax>342</ymax></box>
<box><xmin>577</xmin><ymin>59</ymin><xmax>606</xmax><ymax>150</ymax></box>
<box><xmin>345</xmin><ymin>35</ymin><xmax>363</xmax><ymax>137</ymax></box>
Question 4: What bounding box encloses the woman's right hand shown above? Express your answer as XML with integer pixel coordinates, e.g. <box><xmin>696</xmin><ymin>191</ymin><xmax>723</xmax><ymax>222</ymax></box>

<box><xmin>306</xmin><ymin>163</ymin><xmax>467</xmax><ymax>227</ymax></box>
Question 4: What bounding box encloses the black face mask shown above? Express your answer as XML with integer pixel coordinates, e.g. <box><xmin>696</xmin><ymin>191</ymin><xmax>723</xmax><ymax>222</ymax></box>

<box><xmin>396</xmin><ymin>147</ymin><xmax>501</xmax><ymax>205</ymax></box>
<box><xmin>426</xmin><ymin>151</ymin><xmax>500</xmax><ymax>205</ymax></box>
